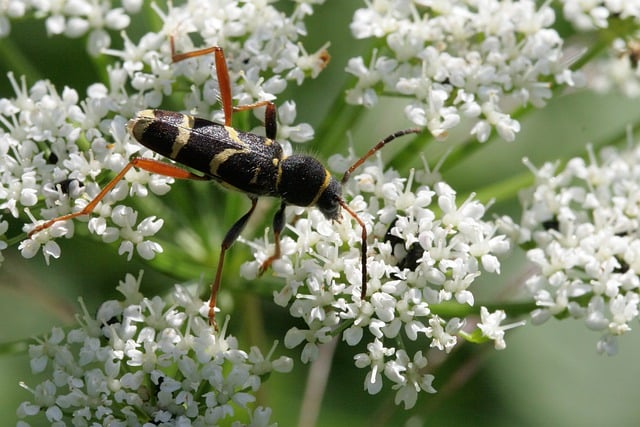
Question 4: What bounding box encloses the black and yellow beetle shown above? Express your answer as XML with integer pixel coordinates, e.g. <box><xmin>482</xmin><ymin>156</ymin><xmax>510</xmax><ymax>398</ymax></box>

<box><xmin>30</xmin><ymin>40</ymin><xmax>421</xmax><ymax>327</ymax></box>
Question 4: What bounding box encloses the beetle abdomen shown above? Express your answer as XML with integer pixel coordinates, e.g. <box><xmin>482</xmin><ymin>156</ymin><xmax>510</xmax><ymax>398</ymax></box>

<box><xmin>127</xmin><ymin>109</ymin><xmax>284</xmax><ymax>196</ymax></box>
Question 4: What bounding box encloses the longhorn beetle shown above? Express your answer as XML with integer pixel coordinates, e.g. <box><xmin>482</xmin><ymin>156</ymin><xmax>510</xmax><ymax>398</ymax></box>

<box><xmin>29</xmin><ymin>39</ymin><xmax>421</xmax><ymax>328</ymax></box>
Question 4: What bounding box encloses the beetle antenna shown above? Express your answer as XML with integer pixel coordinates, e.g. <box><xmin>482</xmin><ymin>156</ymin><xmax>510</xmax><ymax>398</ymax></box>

<box><xmin>341</xmin><ymin>128</ymin><xmax>421</xmax><ymax>184</ymax></box>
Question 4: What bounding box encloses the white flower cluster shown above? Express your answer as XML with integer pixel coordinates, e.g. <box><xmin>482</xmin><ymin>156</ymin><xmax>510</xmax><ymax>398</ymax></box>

<box><xmin>515</xmin><ymin>142</ymin><xmax>640</xmax><ymax>355</ymax></box>
<box><xmin>586</xmin><ymin>38</ymin><xmax>640</xmax><ymax>98</ymax></box>
<box><xmin>17</xmin><ymin>272</ymin><xmax>292</xmax><ymax>426</ymax></box>
<box><xmin>0</xmin><ymin>0</ymin><xmax>326</xmax><ymax>266</ymax></box>
<box><xmin>346</xmin><ymin>0</ymin><xmax>580</xmax><ymax>142</ymax></box>
<box><xmin>560</xmin><ymin>0</ymin><xmax>640</xmax><ymax>30</ymax></box>
<box><xmin>241</xmin><ymin>158</ymin><xmax>514</xmax><ymax>408</ymax></box>
<box><xmin>558</xmin><ymin>1</ymin><xmax>640</xmax><ymax>97</ymax></box>
<box><xmin>0</xmin><ymin>0</ymin><xmax>139</xmax><ymax>54</ymax></box>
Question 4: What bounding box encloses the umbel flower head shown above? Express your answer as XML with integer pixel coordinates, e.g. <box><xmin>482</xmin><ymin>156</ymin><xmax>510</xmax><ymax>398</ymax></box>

<box><xmin>513</xmin><ymin>139</ymin><xmax>640</xmax><ymax>355</ymax></box>
<box><xmin>17</xmin><ymin>272</ymin><xmax>292</xmax><ymax>426</ymax></box>
<box><xmin>241</xmin><ymin>156</ymin><xmax>517</xmax><ymax>409</ymax></box>
<box><xmin>346</xmin><ymin>0</ymin><xmax>582</xmax><ymax>142</ymax></box>
<box><xmin>0</xmin><ymin>0</ymin><xmax>326</xmax><ymax>266</ymax></box>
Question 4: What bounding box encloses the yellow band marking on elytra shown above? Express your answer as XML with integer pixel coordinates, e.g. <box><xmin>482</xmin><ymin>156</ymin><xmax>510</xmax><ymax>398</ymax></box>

<box><xmin>249</xmin><ymin>167</ymin><xmax>261</xmax><ymax>185</ymax></box>
<box><xmin>127</xmin><ymin>109</ymin><xmax>156</xmax><ymax>142</ymax></box>
<box><xmin>170</xmin><ymin>114</ymin><xmax>196</xmax><ymax>158</ymax></box>
<box><xmin>209</xmin><ymin>147</ymin><xmax>250</xmax><ymax>176</ymax></box>
<box><xmin>275</xmin><ymin>155</ymin><xmax>287</xmax><ymax>190</ymax></box>
<box><xmin>225</xmin><ymin>126</ymin><xmax>246</xmax><ymax>146</ymax></box>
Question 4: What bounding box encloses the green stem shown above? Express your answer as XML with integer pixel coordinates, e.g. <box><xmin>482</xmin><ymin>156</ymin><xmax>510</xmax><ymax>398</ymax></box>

<box><xmin>474</xmin><ymin>170</ymin><xmax>534</xmax><ymax>205</ymax></box>
<box><xmin>313</xmin><ymin>77</ymin><xmax>365</xmax><ymax>156</ymax></box>
<box><xmin>0</xmin><ymin>338</ymin><xmax>29</xmax><ymax>356</ymax></box>
<box><xmin>388</xmin><ymin>131</ymin><xmax>434</xmax><ymax>171</ymax></box>
<box><xmin>314</xmin><ymin>38</ymin><xmax>393</xmax><ymax>157</ymax></box>
<box><xmin>429</xmin><ymin>300</ymin><xmax>537</xmax><ymax>319</ymax></box>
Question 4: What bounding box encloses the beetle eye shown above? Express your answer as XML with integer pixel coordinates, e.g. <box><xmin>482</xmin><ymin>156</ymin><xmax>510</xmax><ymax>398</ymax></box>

<box><xmin>318</xmin><ymin>202</ymin><xmax>340</xmax><ymax>221</ymax></box>
<box><xmin>315</xmin><ymin>180</ymin><xmax>342</xmax><ymax>221</ymax></box>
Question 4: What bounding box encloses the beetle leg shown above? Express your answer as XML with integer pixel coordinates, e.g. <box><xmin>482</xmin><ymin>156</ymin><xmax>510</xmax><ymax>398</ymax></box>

<box><xmin>28</xmin><ymin>158</ymin><xmax>207</xmax><ymax>237</ymax></box>
<box><xmin>258</xmin><ymin>201</ymin><xmax>287</xmax><ymax>275</ymax></box>
<box><xmin>233</xmin><ymin>101</ymin><xmax>278</xmax><ymax>140</ymax></box>
<box><xmin>169</xmin><ymin>37</ymin><xmax>278</xmax><ymax>139</ymax></box>
<box><xmin>208</xmin><ymin>197</ymin><xmax>259</xmax><ymax>328</ymax></box>
<box><xmin>170</xmin><ymin>37</ymin><xmax>233</xmax><ymax>127</ymax></box>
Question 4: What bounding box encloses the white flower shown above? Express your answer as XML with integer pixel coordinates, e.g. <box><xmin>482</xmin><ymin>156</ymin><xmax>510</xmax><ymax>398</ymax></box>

<box><xmin>345</xmin><ymin>53</ymin><xmax>397</xmax><ymax>108</ymax></box>
<box><xmin>585</xmin><ymin>38</ymin><xmax>640</xmax><ymax>98</ymax></box>
<box><xmin>517</xmin><ymin>142</ymin><xmax>640</xmax><ymax>352</ymax></box>
<box><xmin>274</xmin><ymin>101</ymin><xmax>314</xmax><ymax>147</ymax></box>
<box><xmin>346</xmin><ymin>0</ymin><xmax>582</xmax><ymax>141</ymax></box>
<box><xmin>426</xmin><ymin>316</ymin><xmax>461</xmax><ymax>353</ymax></box>
<box><xmin>354</xmin><ymin>338</ymin><xmax>394</xmax><ymax>395</ymax></box>
<box><xmin>243</xmin><ymin>157</ymin><xmax>512</xmax><ymax>408</ymax></box>
<box><xmin>560</xmin><ymin>0</ymin><xmax>640</xmax><ymax>30</ymax></box>
<box><xmin>385</xmin><ymin>350</ymin><xmax>436</xmax><ymax>410</ymax></box>
<box><xmin>477</xmin><ymin>307</ymin><xmax>526</xmax><ymax>350</ymax></box>
<box><xmin>18</xmin><ymin>271</ymin><xmax>287</xmax><ymax>425</ymax></box>
<box><xmin>108</xmin><ymin>205</ymin><xmax>164</xmax><ymax>260</ymax></box>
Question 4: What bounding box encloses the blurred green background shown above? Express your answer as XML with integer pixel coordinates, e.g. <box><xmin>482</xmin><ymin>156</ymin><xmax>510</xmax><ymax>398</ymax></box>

<box><xmin>2</xmin><ymin>2</ymin><xmax>640</xmax><ymax>426</ymax></box>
